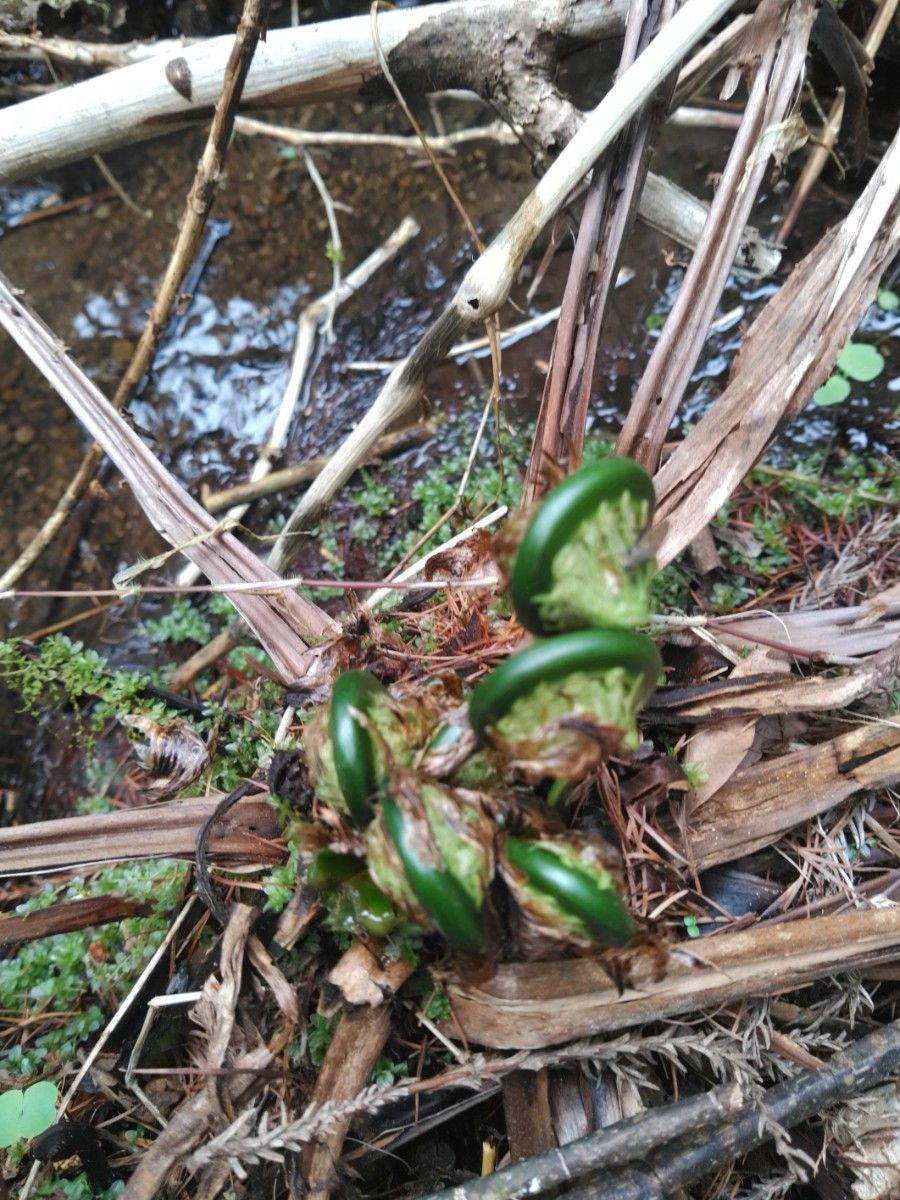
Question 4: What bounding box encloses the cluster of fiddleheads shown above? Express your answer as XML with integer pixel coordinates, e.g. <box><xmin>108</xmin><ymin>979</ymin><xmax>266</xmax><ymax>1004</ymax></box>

<box><xmin>301</xmin><ymin>459</ymin><xmax>661</xmax><ymax>958</ymax></box>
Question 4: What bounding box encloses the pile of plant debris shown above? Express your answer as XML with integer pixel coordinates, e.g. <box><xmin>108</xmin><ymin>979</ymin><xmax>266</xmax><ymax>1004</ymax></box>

<box><xmin>1</xmin><ymin>1</ymin><xmax>899</xmax><ymax>1198</ymax></box>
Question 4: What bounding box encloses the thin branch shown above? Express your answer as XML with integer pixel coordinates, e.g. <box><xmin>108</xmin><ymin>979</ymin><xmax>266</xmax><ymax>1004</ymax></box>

<box><xmin>234</xmin><ymin>113</ymin><xmax>520</xmax><ymax>153</ymax></box>
<box><xmin>420</xmin><ymin>1083</ymin><xmax>747</xmax><ymax>1200</ymax></box>
<box><xmin>302</xmin><ymin>149</ymin><xmax>343</xmax><ymax>341</ymax></box>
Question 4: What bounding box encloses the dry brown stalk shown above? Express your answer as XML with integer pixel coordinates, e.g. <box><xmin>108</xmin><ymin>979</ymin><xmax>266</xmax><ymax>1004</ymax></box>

<box><xmin>687</xmin><ymin>721</ymin><xmax>900</xmax><ymax>869</ymax></box>
<box><xmin>617</xmin><ymin>0</ymin><xmax>816</xmax><ymax>471</ymax></box>
<box><xmin>302</xmin><ymin>949</ymin><xmax>414</xmax><ymax>1199</ymax></box>
<box><xmin>202</xmin><ymin>904</ymin><xmax>256</xmax><ymax>1111</ymax></box>
<box><xmin>446</xmin><ymin>908</ymin><xmax>900</xmax><ymax>1049</ymax></box>
<box><xmin>651</xmin><ymin>123</ymin><xmax>900</xmax><ymax>568</ymax></box>
<box><xmin>0</xmin><ymin>792</ymin><xmax>283</xmax><ymax>876</ymax></box>
<box><xmin>0</xmin><ymin>894</ymin><xmax>152</xmax><ymax>946</ymax></box>
<box><xmin>525</xmin><ymin>0</ymin><xmax>678</xmax><ymax>499</ymax></box>
<box><xmin>648</xmin><ymin>635</ymin><xmax>900</xmax><ymax>724</ymax></box>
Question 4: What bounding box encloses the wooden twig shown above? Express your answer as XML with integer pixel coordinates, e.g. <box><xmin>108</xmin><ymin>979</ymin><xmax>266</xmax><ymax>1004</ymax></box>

<box><xmin>233</xmin><ymin>115</ymin><xmax>780</xmax><ymax>274</ymax></box>
<box><xmin>303</xmin><ymin>149</ymin><xmax>343</xmax><ymax>340</ymax></box>
<box><xmin>421</xmin><ymin>1082</ymin><xmax>747</xmax><ymax>1200</ymax></box>
<box><xmin>561</xmin><ymin>1019</ymin><xmax>900</xmax><ymax>1200</ymax></box>
<box><xmin>113</xmin><ymin>0</ymin><xmax>269</xmax><ymax>407</ymax></box>
<box><xmin>235</xmin><ymin>112</ymin><xmax>520</xmax><ymax>153</ymax></box>
<box><xmin>638</xmin><ymin>172</ymin><xmax>780</xmax><ymax>276</ymax></box>
<box><xmin>0</xmin><ymin>33</ymin><xmax>196</xmax><ymax>69</ymax></box>
<box><xmin>0</xmin><ymin>895</ymin><xmax>151</xmax><ymax>947</ymax></box>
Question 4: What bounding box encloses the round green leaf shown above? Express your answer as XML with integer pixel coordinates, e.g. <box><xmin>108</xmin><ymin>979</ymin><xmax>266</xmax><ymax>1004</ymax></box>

<box><xmin>877</xmin><ymin>289</ymin><xmax>899</xmax><ymax>312</ymax></box>
<box><xmin>0</xmin><ymin>1082</ymin><xmax>58</xmax><ymax>1147</ymax></box>
<box><xmin>836</xmin><ymin>341</ymin><xmax>884</xmax><ymax>382</ymax></box>
<box><xmin>0</xmin><ymin>1088</ymin><xmax>24</xmax><ymax>1148</ymax></box>
<box><xmin>19</xmin><ymin>1081</ymin><xmax>58</xmax><ymax>1138</ymax></box>
<box><xmin>812</xmin><ymin>375</ymin><xmax>851</xmax><ymax>407</ymax></box>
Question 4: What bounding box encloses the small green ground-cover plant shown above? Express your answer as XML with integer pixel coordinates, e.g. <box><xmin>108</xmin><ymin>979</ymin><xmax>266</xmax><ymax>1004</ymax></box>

<box><xmin>0</xmin><ymin>860</ymin><xmax>187</xmax><ymax>1075</ymax></box>
<box><xmin>0</xmin><ymin>636</ymin><xmax>174</xmax><ymax>736</ymax></box>
<box><xmin>707</xmin><ymin>449</ymin><xmax>898</xmax><ymax>596</ymax></box>
<box><xmin>812</xmin><ymin>287</ymin><xmax>896</xmax><ymax>407</ymax></box>
<box><xmin>309</xmin><ymin>405</ymin><xmax>535</xmax><ymax>582</ymax></box>
<box><xmin>813</xmin><ymin>339</ymin><xmax>886</xmax><ymax>407</ymax></box>
<box><xmin>0</xmin><ymin>630</ymin><xmax>286</xmax><ymax>794</ymax></box>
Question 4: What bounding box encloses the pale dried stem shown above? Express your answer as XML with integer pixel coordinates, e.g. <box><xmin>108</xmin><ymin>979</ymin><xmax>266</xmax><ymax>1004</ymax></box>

<box><xmin>0</xmin><ymin>0</ymin><xmax>630</xmax><ymax>182</ymax></box>
<box><xmin>302</xmin><ymin>149</ymin><xmax>343</xmax><ymax>340</ymax></box>
<box><xmin>112</xmin><ymin>2</ymin><xmax>268</xmax><ymax>407</ymax></box>
<box><xmin>526</xmin><ymin>0</ymin><xmax>677</xmax><ymax>498</ymax></box>
<box><xmin>234</xmin><ymin>112</ymin><xmax>520</xmax><ymax>153</ymax></box>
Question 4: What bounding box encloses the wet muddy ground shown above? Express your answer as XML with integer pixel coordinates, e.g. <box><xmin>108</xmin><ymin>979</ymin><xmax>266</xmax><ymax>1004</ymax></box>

<box><xmin>1</xmin><ymin>33</ymin><xmax>898</xmax><ymax>812</ymax></box>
